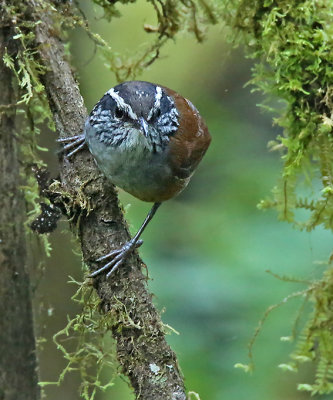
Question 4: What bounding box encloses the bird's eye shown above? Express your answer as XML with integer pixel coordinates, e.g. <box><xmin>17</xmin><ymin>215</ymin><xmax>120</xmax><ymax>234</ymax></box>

<box><xmin>115</xmin><ymin>107</ymin><xmax>124</xmax><ymax>119</ymax></box>
<box><xmin>154</xmin><ymin>108</ymin><xmax>161</xmax><ymax>119</ymax></box>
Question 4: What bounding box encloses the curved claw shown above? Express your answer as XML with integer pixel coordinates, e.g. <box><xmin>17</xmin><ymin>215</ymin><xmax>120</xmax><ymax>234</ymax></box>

<box><xmin>89</xmin><ymin>239</ymin><xmax>144</xmax><ymax>279</ymax></box>
<box><xmin>96</xmin><ymin>248</ymin><xmax>122</xmax><ymax>263</ymax></box>
<box><xmin>106</xmin><ymin>258</ymin><xmax>125</xmax><ymax>279</ymax></box>
<box><xmin>57</xmin><ymin>134</ymin><xmax>86</xmax><ymax>158</ymax></box>
<box><xmin>57</xmin><ymin>134</ymin><xmax>85</xmax><ymax>143</ymax></box>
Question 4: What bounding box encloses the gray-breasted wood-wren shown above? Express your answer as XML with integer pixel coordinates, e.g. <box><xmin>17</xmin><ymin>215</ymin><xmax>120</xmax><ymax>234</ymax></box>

<box><xmin>59</xmin><ymin>81</ymin><xmax>211</xmax><ymax>278</ymax></box>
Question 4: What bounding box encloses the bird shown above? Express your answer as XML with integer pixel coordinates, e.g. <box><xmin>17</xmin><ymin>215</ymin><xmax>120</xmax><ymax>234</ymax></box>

<box><xmin>58</xmin><ymin>81</ymin><xmax>211</xmax><ymax>278</ymax></box>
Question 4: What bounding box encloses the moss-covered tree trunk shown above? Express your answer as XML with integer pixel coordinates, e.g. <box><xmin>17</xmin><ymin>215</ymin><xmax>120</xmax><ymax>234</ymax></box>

<box><xmin>2</xmin><ymin>1</ymin><xmax>187</xmax><ymax>398</ymax></box>
<box><xmin>0</xmin><ymin>26</ymin><xmax>40</xmax><ymax>400</ymax></box>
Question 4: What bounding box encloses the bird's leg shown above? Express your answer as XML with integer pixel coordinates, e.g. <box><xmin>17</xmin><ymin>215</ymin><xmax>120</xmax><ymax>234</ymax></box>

<box><xmin>90</xmin><ymin>202</ymin><xmax>162</xmax><ymax>279</ymax></box>
<box><xmin>57</xmin><ymin>134</ymin><xmax>86</xmax><ymax>158</ymax></box>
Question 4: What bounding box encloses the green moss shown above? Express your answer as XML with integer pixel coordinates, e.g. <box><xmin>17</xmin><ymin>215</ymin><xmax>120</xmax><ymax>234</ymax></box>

<box><xmin>39</xmin><ymin>277</ymin><xmax>117</xmax><ymax>400</ymax></box>
<box><xmin>229</xmin><ymin>0</ymin><xmax>333</xmax><ymax>228</ymax></box>
<box><xmin>224</xmin><ymin>0</ymin><xmax>333</xmax><ymax>393</ymax></box>
<box><xmin>2</xmin><ymin>5</ymin><xmax>55</xmax><ymax>257</ymax></box>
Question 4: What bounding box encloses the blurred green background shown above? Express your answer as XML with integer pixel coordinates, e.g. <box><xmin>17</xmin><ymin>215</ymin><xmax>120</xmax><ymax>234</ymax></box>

<box><xmin>35</xmin><ymin>2</ymin><xmax>332</xmax><ymax>399</ymax></box>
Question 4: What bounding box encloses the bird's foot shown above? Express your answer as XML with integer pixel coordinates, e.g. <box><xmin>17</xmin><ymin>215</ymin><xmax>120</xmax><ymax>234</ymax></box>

<box><xmin>89</xmin><ymin>239</ymin><xmax>144</xmax><ymax>279</ymax></box>
<box><xmin>57</xmin><ymin>134</ymin><xmax>86</xmax><ymax>158</ymax></box>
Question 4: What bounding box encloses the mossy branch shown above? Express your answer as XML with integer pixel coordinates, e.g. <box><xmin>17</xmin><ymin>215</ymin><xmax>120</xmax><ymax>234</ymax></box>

<box><xmin>4</xmin><ymin>0</ymin><xmax>189</xmax><ymax>398</ymax></box>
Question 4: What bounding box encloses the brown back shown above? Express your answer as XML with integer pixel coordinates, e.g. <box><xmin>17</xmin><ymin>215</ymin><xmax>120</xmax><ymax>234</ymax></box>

<box><xmin>164</xmin><ymin>87</ymin><xmax>211</xmax><ymax>180</ymax></box>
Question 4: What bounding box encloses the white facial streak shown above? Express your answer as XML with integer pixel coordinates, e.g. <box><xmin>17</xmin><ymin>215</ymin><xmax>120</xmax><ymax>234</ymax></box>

<box><xmin>107</xmin><ymin>88</ymin><xmax>138</xmax><ymax>119</ymax></box>
<box><xmin>147</xmin><ymin>86</ymin><xmax>163</xmax><ymax>121</ymax></box>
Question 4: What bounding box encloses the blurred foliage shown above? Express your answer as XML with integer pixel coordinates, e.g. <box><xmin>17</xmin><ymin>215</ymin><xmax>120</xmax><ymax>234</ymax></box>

<box><xmin>222</xmin><ymin>0</ymin><xmax>333</xmax><ymax>395</ymax></box>
<box><xmin>79</xmin><ymin>0</ymin><xmax>219</xmax><ymax>81</ymax></box>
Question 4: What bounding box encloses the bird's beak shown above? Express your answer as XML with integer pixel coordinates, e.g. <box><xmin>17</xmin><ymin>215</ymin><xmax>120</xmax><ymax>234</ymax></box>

<box><xmin>139</xmin><ymin>117</ymin><xmax>149</xmax><ymax>137</ymax></box>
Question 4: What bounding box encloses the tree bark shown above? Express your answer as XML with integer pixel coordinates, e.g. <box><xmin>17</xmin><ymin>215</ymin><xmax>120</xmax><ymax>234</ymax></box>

<box><xmin>0</xmin><ymin>26</ymin><xmax>40</xmax><ymax>400</ymax></box>
<box><xmin>20</xmin><ymin>1</ymin><xmax>186</xmax><ymax>398</ymax></box>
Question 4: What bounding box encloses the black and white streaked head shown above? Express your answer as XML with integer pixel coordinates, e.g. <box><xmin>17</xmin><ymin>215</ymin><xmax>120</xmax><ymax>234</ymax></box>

<box><xmin>58</xmin><ymin>80</ymin><xmax>211</xmax><ymax>279</ymax></box>
<box><xmin>80</xmin><ymin>80</ymin><xmax>210</xmax><ymax>202</ymax></box>
<box><xmin>85</xmin><ymin>81</ymin><xmax>179</xmax><ymax>154</ymax></box>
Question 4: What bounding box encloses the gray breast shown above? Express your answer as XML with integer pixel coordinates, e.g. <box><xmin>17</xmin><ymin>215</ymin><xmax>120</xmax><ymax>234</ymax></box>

<box><xmin>85</xmin><ymin>120</ymin><xmax>173</xmax><ymax>199</ymax></box>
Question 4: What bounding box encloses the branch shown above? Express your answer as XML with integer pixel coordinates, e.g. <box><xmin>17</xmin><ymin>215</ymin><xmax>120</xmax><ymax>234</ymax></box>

<box><xmin>25</xmin><ymin>1</ymin><xmax>186</xmax><ymax>398</ymax></box>
<box><xmin>0</xmin><ymin>23</ymin><xmax>40</xmax><ymax>400</ymax></box>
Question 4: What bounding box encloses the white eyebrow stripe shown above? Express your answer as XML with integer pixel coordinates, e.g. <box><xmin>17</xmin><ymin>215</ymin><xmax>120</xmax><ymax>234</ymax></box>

<box><xmin>155</xmin><ymin>86</ymin><xmax>162</xmax><ymax>107</ymax></box>
<box><xmin>107</xmin><ymin>88</ymin><xmax>138</xmax><ymax>119</ymax></box>
<box><xmin>148</xmin><ymin>86</ymin><xmax>163</xmax><ymax>121</ymax></box>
